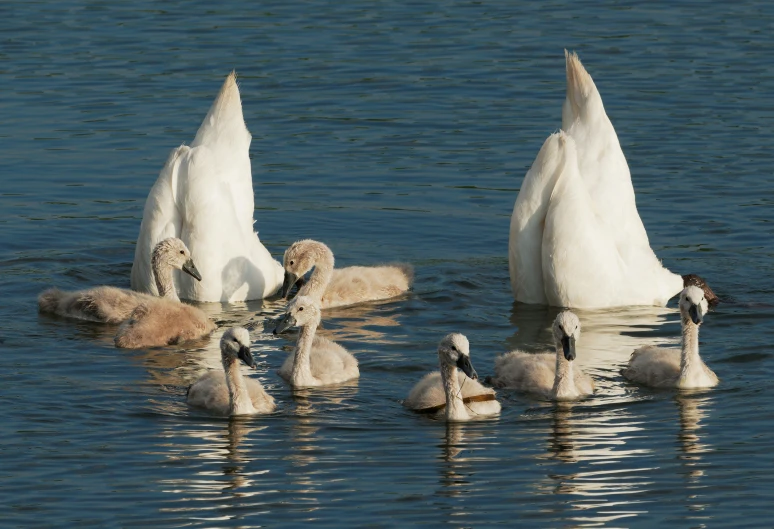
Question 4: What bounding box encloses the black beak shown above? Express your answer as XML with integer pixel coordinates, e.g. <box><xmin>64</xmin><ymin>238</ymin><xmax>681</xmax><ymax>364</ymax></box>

<box><xmin>456</xmin><ymin>355</ymin><xmax>478</xmax><ymax>380</ymax></box>
<box><xmin>182</xmin><ymin>259</ymin><xmax>202</xmax><ymax>281</ymax></box>
<box><xmin>280</xmin><ymin>271</ymin><xmax>299</xmax><ymax>299</ymax></box>
<box><xmin>273</xmin><ymin>312</ymin><xmax>297</xmax><ymax>335</ymax></box>
<box><xmin>238</xmin><ymin>345</ymin><xmax>256</xmax><ymax>369</ymax></box>
<box><xmin>561</xmin><ymin>336</ymin><xmax>576</xmax><ymax>361</ymax></box>
<box><xmin>688</xmin><ymin>304</ymin><xmax>703</xmax><ymax>325</ymax></box>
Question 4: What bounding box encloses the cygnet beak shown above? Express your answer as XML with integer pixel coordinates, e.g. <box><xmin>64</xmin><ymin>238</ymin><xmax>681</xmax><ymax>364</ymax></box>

<box><xmin>688</xmin><ymin>304</ymin><xmax>703</xmax><ymax>325</ymax></box>
<box><xmin>273</xmin><ymin>312</ymin><xmax>297</xmax><ymax>335</ymax></box>
<box><xmin>561</xmin><ymin>335</ymin><xmax>576</xmax><ymax>361</ymax></box>
<box><xmin>182</xmin><ymin>259</ymin><xmax>202</xmax><ymax>281</ymax></box>
<box><xmin>456</xmin><ymin>355</ymin><xmax>478</xmax><ymax>380</ymax></box>
<box><xmin>238</xmin><ymin>344</ymin><xmax>256</xmax><ymax>369</ymax></box>
<box><xmin>280</xmin><ymin>271</ymin><xmax>299</xmax><ymax>299</ymax></box>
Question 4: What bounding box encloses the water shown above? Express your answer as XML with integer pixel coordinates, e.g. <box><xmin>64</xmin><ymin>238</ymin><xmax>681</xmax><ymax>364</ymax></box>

<box><xmin>2</xmin><ymin>1</ymin><xmax>773</xmax><ymax>526</ymax></box>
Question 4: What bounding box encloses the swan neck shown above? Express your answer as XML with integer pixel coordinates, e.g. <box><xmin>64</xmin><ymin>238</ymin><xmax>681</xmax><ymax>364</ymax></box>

<box><xmin>299</xmin><ymin>244</ymin><xmax>334</xmax><ymax>300</ymax></box>
<box><xmin>552</xmin><ymin>339</ymin><xmax>576</xmax><ymax>400</ymax></box>
<box><xmin>292</xmin><ymin>320</ymin><xmax>318</xmax><ymax>386</ymax></box>
<box><xmin>223</xmin><ymin>355</ymin><xmax>255</xmax><ymax>415</ymax></box>
<box><xmin>680</xmin><ymin>317</ymin><xmax>701</xmax><ymax>377</ymax></box>
<box><xmin>152</xmin><ymin>252</ymin><xmax>179</xmax><ymax>301</ymax></box>
<box><xmin>440</xmin><ymin>361</ymin><xmax>468</xmax><ymax>421</ymax></box>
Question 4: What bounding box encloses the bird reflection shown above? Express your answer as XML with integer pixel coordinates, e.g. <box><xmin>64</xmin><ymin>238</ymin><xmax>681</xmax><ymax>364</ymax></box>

<box><xmin>438</xmin><ymin>422</ymin><xmax>469</xmax><ymax>497</ymax></box>
<box><xmin>676</xmin><ymin>393</ymin><xmax>712</xmax><ymax>482</ymax></box>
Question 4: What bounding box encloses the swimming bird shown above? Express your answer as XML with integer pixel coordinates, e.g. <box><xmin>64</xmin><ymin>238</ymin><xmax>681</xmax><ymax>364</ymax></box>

<box><xmin>405</xmin><ymin>333</ymin><xmax>501</xmax><ymax>421</ymax></box>
<box><xmin>130</xmin><ymin>71</ymin><xmax>284</xmax><ymax>302</ymax></box>
<box><xmin>280</xmin><ymin>239</ymin><xmax>413</xmax><ymax>309</ymax></box>
<box><xmin>508</xmin><ymin>51</ymin><xmax>714</xmax><ymax>309</ymax></box>
<box><xmin>490</xmin><ymin>311</ymin><xmax>595</xmax><ymax>400</ymax></box>
<box><xmin>623</xmin><ymin>286</ymin><xmax>718</xmax><ymax>389</ymax></box>
<box><xmin>187</xmin><ymin>327</ymin><xmax>276</xmax><ymax>416</ymax></box>
<box><xmin>38</xmin><ymin>237</ymin><xmax>203</xmax><ymax>323</ymax></box>
<box><xmin>273</xmin><ymin>295</ymin><xmax>359</xmax><ymax>387</ymax></box>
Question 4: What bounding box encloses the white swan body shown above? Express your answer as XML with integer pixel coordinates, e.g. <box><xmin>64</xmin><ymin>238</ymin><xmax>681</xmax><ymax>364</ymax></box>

<box><xmin>509</xmin><ymin>51</ymin><xmax>683</xmax><ymax>309</ymax></box>
<box><xmin>130</xmin><ymin>72</ymin><xmax>283</xmax><ymax>302</ymax></box>
<box><xmin>39</xmin><ymin>237</ymin><xmax>206</xmax><ymax>323</ymax></box>
<box><xmin>280</xmin><ymin>239</ymin><xmax>413</xmax><ymax>309</ymax></box>
<box><xmin>405</xmin><ymin>333</ymin><xmax>500</xmax><ymax>421</ymax></box>
<box><xmin>623</xmin><ymin>286</ymin><xmax>718</xmax><ymax>389</ymax></box>
<box><xmin>491</xmin><ymin>311</ymin><xmax>594</xmax><ymax>400</ymax></box>
<box><xmin>273</xmin><ymin>296</ymin><xmax>359</xmax><ymax>387</ymax></box>
<box><xmin>187</xmin><ymin>328</ymin><xmax>276</xmax><ymax>416</ymax></box>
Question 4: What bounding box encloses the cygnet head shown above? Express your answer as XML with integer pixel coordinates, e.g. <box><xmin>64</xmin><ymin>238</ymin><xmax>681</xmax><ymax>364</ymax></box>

<box><xmin>153</xmin><ymin>237</ymin><xmax>202</xmax><ymax>281</ymax></box>
<box><xmin>273</xmin><ymin>295</ymin><xmax>322</xmax><ymax>335</ymax></box>
<box><xmin>679</xmin><ymin>286</ymin><xmax>708</xmax><ymax>326</ymax></box>
<box><xmin>682</xmin><ymin>274</ymin><xmax>718</xmax><ymax>306</ymax></box>
<box><xmin>438</xmin><ymin>333</ymin><xmax>477</xmax><ymax>380</ymax></box>
<box><xmin>553</xmin><ymin>311</ymin><xmax>581</xmax><ymax>361</ymax></box>
<box><xmin>281</xmin><ymin>240</ymin><xmax>329</xmax><ymax>298</ymax></box>
<box><xmin>220</xmin><ymin>327</ymin><xmax>255</xmax><ymax>368</ymax></box>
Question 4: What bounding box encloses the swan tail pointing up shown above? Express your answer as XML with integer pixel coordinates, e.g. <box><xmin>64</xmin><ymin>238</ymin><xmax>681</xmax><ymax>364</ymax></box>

<box><xmin>562</xmin><ymin>49</ymin><xmax>602</xmax><ymax>127</ymax></box>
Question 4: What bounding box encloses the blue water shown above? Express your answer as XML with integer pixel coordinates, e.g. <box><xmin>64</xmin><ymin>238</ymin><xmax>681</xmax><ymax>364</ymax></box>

<box><xmin>2</xmin><ymin>1</ymin><xmax>773</xmax><ymax>526</ymax></box>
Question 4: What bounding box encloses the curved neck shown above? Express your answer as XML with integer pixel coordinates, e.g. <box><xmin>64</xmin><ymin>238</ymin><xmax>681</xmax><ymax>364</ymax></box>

<box><xmin>223</xmin><ymin>355</ymin><xmax>255</xmax><ymax>415</ymax></box>
<box><xmin>440</xmin><ymin>361</ymin><xmax>468</xmax><ymax>421</ymax></box>
<box><xmin>292</xmin><ymin>318</ymin><xmax>320</xmax><ymax>387</ymax></box>
<box><xmin>551</xmin><ymin>339</ymin><xmax>576</xmax><ymax>400</ymax></box>
<box><xmin>152</xmin><ymin>251</ymin><xmax>179</xmax><ymax>301</ymax></box>
<box><xmin>297</xmin><ymin>243</ymin><xmax>334</xmax><ymax>301</ymax></box>
<box><xmin>680</xmin><ymin>316</ymin><xmax>701</xmax><ymax>378</ymax></box>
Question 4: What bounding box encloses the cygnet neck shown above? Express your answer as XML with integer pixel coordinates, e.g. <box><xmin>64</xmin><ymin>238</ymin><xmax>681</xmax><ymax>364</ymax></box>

<box><xmin>551</xmin><ymin>338</ymin><xmax>576</xmax><ymax>400</ymax></box>
<box><xmin>222</xmin><ymin>353</ymin><xmax>255</xmax><ymax>415</ymax></box>
<box><xmin>297</xmin><ymin>242</ymin><xmax>334</xmax><ymax>301</ymax></box>
<box><xmin>152</xmin><ymin>249</ymin><xmax>179</xmax><ymax>302</ymax></box>
<box><xmin>679</xmin><ymin>314</ymin><xmax>701</xmax><ymax>379</ymax></box>
<box><xmin>291</xmin><ymin>315</ymin><xmax>321</xmax><ymax>387</ymax></box>
<box><xmin>440</xmin><ymin>359</ymin><xmax>468</xmax><ymax>421</ymax></box>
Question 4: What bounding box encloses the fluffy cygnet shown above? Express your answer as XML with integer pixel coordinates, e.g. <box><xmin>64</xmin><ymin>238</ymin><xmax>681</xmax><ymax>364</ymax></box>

<box><xmin>490</xmin><ymin>311</ymin><xmax>595</xmax><ymax>400</ymax></box>
<box><xmin>405</xmin><ymin>333</ymin><xmax>501</xmax><ymax>422</ymax></box>
<box><xmin>623</xmin><ymin>286</ymin><xmax>718</xmax><ymax>389</ymax></box>
<box><xmin>187</xmin><ymin>327</ymin><xmax>276</xmax><ymax>416</ymax></box>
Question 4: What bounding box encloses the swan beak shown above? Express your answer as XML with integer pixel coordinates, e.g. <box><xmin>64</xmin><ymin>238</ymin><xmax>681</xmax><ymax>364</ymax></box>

<box><xmin>688</xmin><ymin>305</ymin><xmax>703</xmax><ymax>325</ymax></box>
<box><xmin>273</xmin><ymin>313</ymin><xmax>297</xmax><ymax>335</ymax></box>
<box><xmin>182</xmin><ymin>259</ymin><xmax>202</xmax><ymax>281</ymax></box>
<box><xmin>280</xmin><ymin>271</ymin><xmax>299</xmax><ymax>299</ymax></box>
<box><xmin>562</xmin><ymin>336</ymin><xmax>576</xmax><ymax>361</ymax></box>
<box><xmin>238</xmin><ymin>345</ymin><xmax>256</xmax><ymax>369</ymax></box>
<box><xmin>456</xmin><ymin>355</ymin><xmax>478</xmax><ymax>380</ymax></box>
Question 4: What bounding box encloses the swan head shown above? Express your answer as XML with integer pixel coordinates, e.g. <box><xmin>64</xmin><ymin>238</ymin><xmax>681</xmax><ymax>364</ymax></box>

<box><xmin>553</xmin><ymin>311</ymin><xmax>581</xmax><ymax>361</ymax></box>
<box><xmin>153</xmin><ymin>237</ymin><xmax>202</xmax><ymax>281</ymax></box>
<box><xmin>220</xmin><ymin>327</ymin><xmax>255</xmax><ymax>369</ymax></box>
<box><xmin>679</xmin><ymin>286</ymin><xmax>707</xmax><ymax>326</ymax></box>
<box><xmin>438</xmin><ymin>333</ymin><xmax>477</xmax><ymax>380</ymax></box>
<box><xmin>682</xmin><ymin>274</ymin><xmax>718</xmax><ymax>306</ymax></box>
<box><xmin>281</xmin><ymin>240</ymin><xmax>324</xmax><ymax>298</ymax></box>
<box><xmin>273</xmin><ymin>295</ymin><xmax>322</xmax><ymax>334</ymax></box>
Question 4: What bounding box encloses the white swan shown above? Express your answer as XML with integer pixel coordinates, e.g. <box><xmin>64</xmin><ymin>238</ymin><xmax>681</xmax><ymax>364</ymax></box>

<box><xmin>509</xmin><ymin>51</ymin><xmax>711</xmax><ymax>309</ymax></box>
<box><xmin>280</xmin><ymin>239</ymin><xmax>413</xmax><ymax>309</ymax></box>
<box><xmin>273</xmin><ymin>295</ymin><xmax>359</xmax><ymax>387</ymax></box>
<box><xmin>39</xmin><ymin>237</ymin><xmax>203</xmax><ymax>323</ymax></box>
<box><xmin>490</xmin><ymin>311</ymin><xmax>595</xmax><ymax>400</ymax></box>
<box><xmin>187</xmin><ymin>327</ymin><xmax>276</xmax><ymax>416</ymax></box>
<box><xmin>405</xmin><ymin>333</ymin><xmax>501</xmax><ymax>421</ymax></box>
<box><xmin>130</xmin><ymin>72</ymin><xmax>284</xmax><ymax>302</ymax></box>
<box><xmin>623</xmin><ymin>286</ymin><xmax>718</xmax><ymax>389</ymax></box>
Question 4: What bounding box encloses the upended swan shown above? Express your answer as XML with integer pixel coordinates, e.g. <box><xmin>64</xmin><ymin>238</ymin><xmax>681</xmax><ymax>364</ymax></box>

<box><xmin>130</xmin><ymin>71</ymin><xmax>284</xmax><ymax>302</ymax></box>
<box><xmin>272</xmin><ymin>295</ymin><xmax>359</xmax><ymax>387</ymax></box>
<box><xmin>187</xmin><ymin>327</ymin><xmax>276</xmax><ymax>416</ymax></box>
<box><xmin>509</xmin><ymin>51</ymin><xmax>713</xmax><ymax>309</ymax></box>
<box><xmin>39</xmin><ymin>237</ymin><xmax>203</xmax><ymax>323</ymax></box>
<box><xmin>623</xmin><ymin>286</ymin><xmax>718</xmax><ymax>389</ymax></box>
<box><xmin>405</xmin><ymin>333</ymin><xmax>501</xmax><ymax>421</ymax></box>
<box><xmin>490</xmin><ymin>311</ymin><xmax>595</xmax><ymax>400</ymax></box>
<box><xmin>280</xmin><ymin>239</ymin><xmax>413</xmax><ymax>309</ymax></box>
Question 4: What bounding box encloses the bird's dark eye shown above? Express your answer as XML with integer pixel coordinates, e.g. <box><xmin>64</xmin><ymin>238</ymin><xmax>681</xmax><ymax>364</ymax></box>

<box><xmin>298</xmin><ymin>306</ymin><xmax>304</xmax><ymax>311</ymax></box>
<box><xmin>233</xmin><ymin>338</ymin><xmax>238</xmax><ymax>342</ymax></box>
<box><xmin>290</xmin><ymin>260</ymin><xmax>294</xmax><ymax>266</ymax></box>
<box><xmin>179</xmin><ymin>250</ymin><xmax>184</xmax><ymax>255</ymax></box>
<box><xmin>451</xmin><ymin>345</ymin><xmax>457</xmax><ymax>352</ymax></box>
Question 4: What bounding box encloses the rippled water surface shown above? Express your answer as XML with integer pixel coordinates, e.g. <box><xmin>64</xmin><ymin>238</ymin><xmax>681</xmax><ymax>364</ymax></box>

<box><xmin>2</xmin><ymin>1</ymin><xmax>774</xmax><ymax>527</ymax></box>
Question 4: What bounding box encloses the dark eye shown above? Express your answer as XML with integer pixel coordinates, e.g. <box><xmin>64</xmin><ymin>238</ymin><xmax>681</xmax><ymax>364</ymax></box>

<box><xmin>451</xmin><ymin>345</ymin><xmax>457</xmax><ymax>352</ymax></box>
<box><xmin>298</xmin><ymin>306</ymin><xmax>304</xmax><ymax>311</ymax></box>
<box><xmin>233</xmin><ymin>338</ymin><xmax>238</xmax><ymax>342</ymax></box>
<box><xmin>290</xmin><ymin>260</ymin><xmax>294</xmax><ymax>265</ymax></box>
<box><xmin>180</xmin><ymin>250</ymin><xmax>184</xmax><ymax>255</ymax></box>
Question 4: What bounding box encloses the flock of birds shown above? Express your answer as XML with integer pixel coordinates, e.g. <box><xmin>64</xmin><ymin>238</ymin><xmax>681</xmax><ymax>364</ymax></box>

<box><xmin>38</xmin><ymin>51</ymin><xmax>720</xmax><ymax>420</ymax></box>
